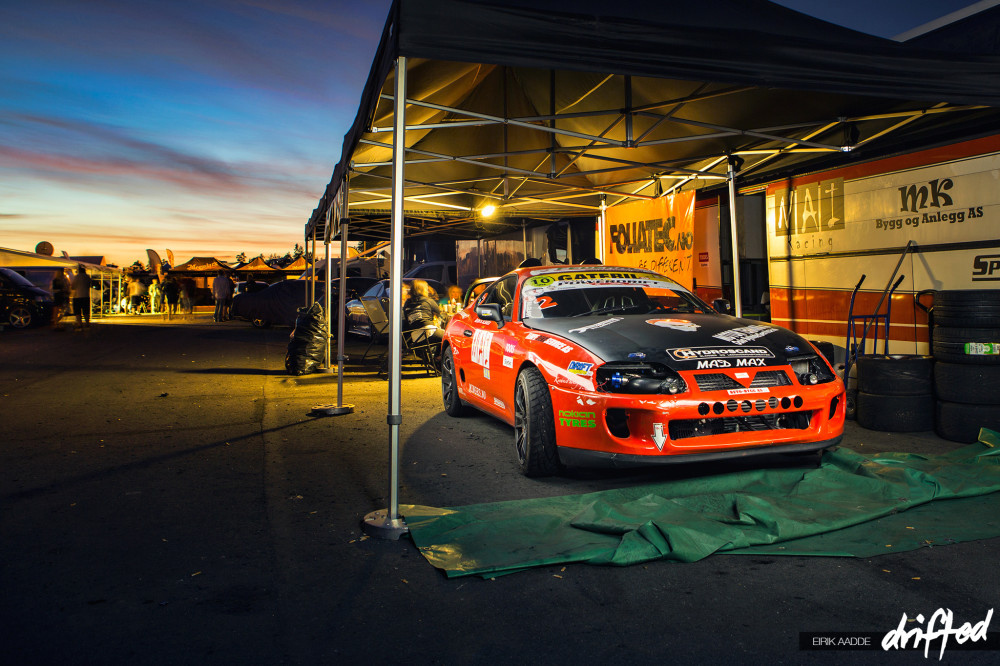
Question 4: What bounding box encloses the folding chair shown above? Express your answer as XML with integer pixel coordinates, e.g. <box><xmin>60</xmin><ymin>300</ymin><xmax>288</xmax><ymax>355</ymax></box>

<box><xmin>360</xmin><ymin>298</ymin><xmax>390</xmax><ymax>362</ymax></box>
<box><xmin>404</xmin><ymin>325</ymin><xmax>441</xmax><ymax>377</ymax></box>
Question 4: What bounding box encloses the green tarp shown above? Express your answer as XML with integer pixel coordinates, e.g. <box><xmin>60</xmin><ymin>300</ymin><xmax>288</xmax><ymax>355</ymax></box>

<box><xmin>404</xmin><ymin>430</ymin><xmax>1000</xmax><ymax>578</ymax></box>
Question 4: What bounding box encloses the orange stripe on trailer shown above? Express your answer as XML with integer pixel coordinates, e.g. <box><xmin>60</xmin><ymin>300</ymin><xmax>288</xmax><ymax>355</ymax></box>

<box><xmin>770</xmin><ymin>288</ymin><xmax>928</xmax><ymax>326</ymax></box>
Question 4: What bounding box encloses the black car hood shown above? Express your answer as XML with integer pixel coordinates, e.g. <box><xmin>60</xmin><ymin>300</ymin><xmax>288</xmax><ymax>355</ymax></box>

<box><xmin>523</xmin><ymin>314</ymin><xmax>816</xmax><ymax>368</ymax></box>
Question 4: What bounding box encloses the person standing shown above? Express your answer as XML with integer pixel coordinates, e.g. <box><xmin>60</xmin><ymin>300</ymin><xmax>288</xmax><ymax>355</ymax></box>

<box><xmin>212</xmin><ymin>270</ymin><xmax>233</xmax><ymax>322</ymax></box>
<box><xmin>162</xmin><ymin>275</ymin><xmax>181</xmax><ymax>320</ymax></box>
<box><xmin>149</xmin><ymin>278</ymin><xmax>161</xmax><ymax>314</ymax></box>
<box><xmin>51</xmin><ymin>268</ymin><xmax>70</xmax><ymax>328</ymax></box>
<box><xmin>71</xmin><ymin>264</ymin><xmax>92</xmax><ymax>331</ymax></box>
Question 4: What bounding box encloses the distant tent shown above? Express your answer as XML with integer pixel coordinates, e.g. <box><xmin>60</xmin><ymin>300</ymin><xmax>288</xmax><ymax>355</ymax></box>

<box><xmin>170</xmin><ymin>257</ymin><xmax>232</xmax><ymax>272</ymax></box>
<box><xmin>236</xmin><ymin>256</ymin><xmax>281</xmax><ymax>273</ymax></box>
<box><xmin>280</xmin><ymin>256</ymin><xmax>309</xmax><ymax>276</ymax></box>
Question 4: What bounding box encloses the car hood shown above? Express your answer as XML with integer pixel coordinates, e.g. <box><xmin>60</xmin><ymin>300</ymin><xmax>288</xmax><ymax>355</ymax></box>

<box><xmin>523</xmin><ymin>314</ymin><xmax>816</xmax><ymax>368</ymax></box>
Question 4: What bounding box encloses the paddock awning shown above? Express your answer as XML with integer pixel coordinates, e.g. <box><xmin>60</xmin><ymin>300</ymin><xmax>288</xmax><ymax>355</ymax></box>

<box><xmin>307</xmin><ymin>0</ymin><xmax>1000</xmax><ymax>242</ymax></box>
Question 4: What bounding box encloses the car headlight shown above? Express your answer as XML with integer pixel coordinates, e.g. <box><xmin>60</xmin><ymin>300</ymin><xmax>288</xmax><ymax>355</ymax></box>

<box><xmin>595</xmin><ymin>362</ymin><xmax>688</xmax><ymax>395</ymax></box>
<box><xmin>788</xmin><ymin>354</ymin><xmax>836</xmax><ymax>385</ymax></box>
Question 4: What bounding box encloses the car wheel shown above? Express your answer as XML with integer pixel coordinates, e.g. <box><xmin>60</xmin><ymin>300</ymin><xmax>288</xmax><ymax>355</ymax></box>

<box><xmin>513</xmin><ymin>367</ymin><xmax>562</xmax><ymax>477</ymax></box>
<box><xmin>251</xmin><ymin>318</ymin><xmax>271</xmax><ymax>328</ymax></box>
<box><xmin>9</xmin><ymin>306</ymin><xmax>32</xmax><ymax>329</ymax></box>
<box><xmin>440</xmin><ymin>347</ymin><xmax>465</xmax><ymax>417</ymax></box>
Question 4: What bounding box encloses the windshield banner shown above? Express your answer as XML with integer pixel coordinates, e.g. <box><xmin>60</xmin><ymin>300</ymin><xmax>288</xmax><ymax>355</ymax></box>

<box><xmin>604</xmin><ymin>190</ymin><xmax>695</xmax><ymax>288</ymax></box>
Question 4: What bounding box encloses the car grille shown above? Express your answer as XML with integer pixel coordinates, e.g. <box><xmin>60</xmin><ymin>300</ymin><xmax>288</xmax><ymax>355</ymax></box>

<box><xmin>668</xmin><ymin>411</ymin><xmax>812</xmax><ymax>439</ymax></box>
<box><xmin>694</xmin><ymin>373</ymin><xmax>744</xmax><ymax>391</ymax></box>
<box><xmin>694</xmin><ymin>369</ymin><xmax>791</xmax><ymax>392</ymax></box>
<box><xmin>749</xmin><ymin>370</ymin><xmax>792</xmax><ymax>387</ymax></box>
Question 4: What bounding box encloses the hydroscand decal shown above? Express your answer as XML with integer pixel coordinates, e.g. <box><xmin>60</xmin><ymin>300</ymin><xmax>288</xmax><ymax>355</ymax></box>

<box><xmin>502</xmin><ymin>355</ymin><xmax>514</xmax><ymax>368</ymax></box>
<box><xmin>557</xmin><ymin>410</ymin><xmax>596</xmax><ymax>428</ymax></box>
<box><xmin>647</xmin><ymin>318</ymin><xmax>700</xmax><ymax>331</ymax></box>
<box><xmin>567</xmin><ymin>360</ymin><xmax>594</xmax><ymax>376</ymax></box>
<box><xmin>467</xmin><ymin>384</ymin><xmax>487</xmax><ymax>400</ymax></box>
<box><xmin>667</xmin><ymin>346</ymin><xmax>775</xmax><ymax>361</ymax></box>
<box><xmin>471</xmin><ymin>329</ymin><xmax>494</xmax><ymax>367</ymax></box>
<box><xmin>726</xmin><ymin>388</ymin><xmax>770</xmax><ymax>395</ymax></box>
<box><xmin>713</xmin><ymin>324</ymin><xmax>779</xmax><ymax>345</ymax></box>
<box><xmin>652</xmin><ymin>423</ymin><xmax>666</xmax><ymax>451</ymax></box>
<box><xmin>493</xmin><ymin>397</ymin><xmax>506</xmax><ymax>410</ymax></box>
<box><xmin>568</xmin><ymin>317</ymin><xmax>623</xmax><ymax>334</ymax></box>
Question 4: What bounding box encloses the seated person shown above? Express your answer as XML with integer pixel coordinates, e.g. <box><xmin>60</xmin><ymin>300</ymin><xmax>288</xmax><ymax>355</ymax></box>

<box><xmin>402</xmin><ymin>279</ymin><xmax>445</xmax><ymax>352</ymax></box>
<box><xmin>439</xmin><ymin>284</ymin><xmax>463</xmax><ymax>313</ymax></box>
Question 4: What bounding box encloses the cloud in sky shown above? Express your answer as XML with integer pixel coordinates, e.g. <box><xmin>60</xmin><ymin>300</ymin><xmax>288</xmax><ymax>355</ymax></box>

<box><xmin>0</xmin><ymin>0</ymin><xmax>391</xmax><ymax>266</ymax></box>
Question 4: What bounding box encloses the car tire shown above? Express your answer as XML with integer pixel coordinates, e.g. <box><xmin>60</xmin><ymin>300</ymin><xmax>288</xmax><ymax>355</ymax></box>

<box><xmin>251</xmin><ymin>318</ymin><xmax>271</xmax><ymax>329</ymax></box>
<box><xmin>935</xmin><ymin>400</ymin><xmax>1000</xmax><ymax>443</ymax></box>
<box><xmin>856</xmin><ymin>391</ymin><xmax>934</xmax><ymax>432</ymax></box>
<box><xmin>440</xmin><ymin>347</ymin><xmax>465</xmax><ymax>417</ymax></box>
<box><xmin>931</xmin><ymin>290</ymin><xmax>1000</xmax><ymax>328</ymax></box>
<box><xmin>9</xmin><ymin>306</ymin><xmax>32</xmax><ymax>329</ymax></box>
<box><xmin>931</xmin><ymin>327</ymin><xmax>1000</xmax><ymax>364</ymax></box>
<box><xmin>514</xmin><ymin>367</ymin><xmax>562</xmax><ymax>477</ymax></box>
<box><xmin>933</xmin><ymin>362</ymin><xmax>1000</xmax><ymax>404</ymax></box>
<box><xmin>856</xmin><ymin>354</ymin><xmax>933</xmax><ymax>395</ymax></box>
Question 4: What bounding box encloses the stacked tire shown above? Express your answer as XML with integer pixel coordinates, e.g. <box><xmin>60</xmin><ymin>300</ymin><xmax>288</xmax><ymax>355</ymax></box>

<box><xmin>855</xmin><ymin>354</ymin><xmax>935</xmax><ymax>432</ymax></box>
<box><xmin>931</xmin><ymin>290</ymin><xmax>1000</xmax><ymax>442</ymax></box>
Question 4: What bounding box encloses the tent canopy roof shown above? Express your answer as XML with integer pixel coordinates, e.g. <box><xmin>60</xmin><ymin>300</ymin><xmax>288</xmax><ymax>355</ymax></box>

<box><xmin>170</xmin><ymin>257</ymin><xmax>232</xmax><ymax>272</ymax></box>
<box><xmin>308</xmin><ymin>0</ymin><xmax>1000</xmax><ymax>242</ymax></box>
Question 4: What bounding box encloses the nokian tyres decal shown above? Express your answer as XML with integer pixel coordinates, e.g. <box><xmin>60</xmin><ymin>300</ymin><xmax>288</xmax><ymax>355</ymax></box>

<box><xmin>558</xmin><ymin>410</ymin><xmax>596</xmax><ymax>428</ymax></box>
<box><xmin>667</xmin><ymin>346</ymin><xmax>775</xmax><ymax>361</ymax></box>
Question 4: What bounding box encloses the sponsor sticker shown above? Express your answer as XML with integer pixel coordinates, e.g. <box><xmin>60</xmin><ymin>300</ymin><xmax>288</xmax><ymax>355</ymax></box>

<box><xmin>471</xmin><ymin>329</ymin><xmax>494</xmax><ymax>367</ymax></box>
<box><xmin>567</xmin><ymin>360</ymin><xmax>594</xmax><ymax>376</ymax></box>
<box><xmin>647</xmin><ymin>318</ymin><xmax>700</xmax><ymax>331</ymax></box>
<box><xmin>713</xmin><ymin>324</ymin><xmax>779</xmax><ymax>345</ymax></box>
<box><xmin>785</xmin><ymin>345</ymin><xmax>800</xmax><ymax>353</ymax></box>
<box><xmin>696</xmin><ymin>359</ymin><xmax>731</xmax><ymax>369</ymax></box>
<box><xmin>504</xmin><ymin>342</ymin><xmax>517</xmax><ymax>354</ymax></box>
<box><xmin>557</xmin><ymin>410</ymin><xmax>596</xmax><ymax>428</ymax></box>
<box><xmin>628</xmin><ymin>351</ymin><xmax>646</xmax><ymax>359</ymax></box>
<box><xmin>525</xmin><ymin>332</ymin><xmax>540</xmax><ymax>340</ymax></box>
<box><xmin>541</xmin><ymin>337</ymin><xmax>573</xmax><ymax>353</ymax></box>
<box><xmin>568</xmin><ymin>317</ymin><xmax>623</xmax><ymax>334</ymax></box>
<box><xmin>467</xmin><ymin>384</ymin><xmax>487</xmax><ymax>400</ymax></box>
<box><xmin>668</xmin><ymin>346</ymin><xmax>775</xmax><ymax>361</ymax></box>
<box><xmin>493</xmin><ymin>397</ymin><xmax>506</xmax><ymax>410</ymax></box>
<box><xmin>502</xmin><ymin>355</ymin><xmax>514</xmax><ymax>368</ymax></box>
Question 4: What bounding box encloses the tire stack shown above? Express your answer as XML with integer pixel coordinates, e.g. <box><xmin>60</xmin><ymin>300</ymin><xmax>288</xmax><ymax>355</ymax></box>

<box><xmin>931</xmin><ymin>290</ymin><xmax>1000</xmax><ymax>442</ymax></box>
<box><xmin>855</xmin><ymin>354</ymin><xmax>935</xmax><ymax>432</ymax></box>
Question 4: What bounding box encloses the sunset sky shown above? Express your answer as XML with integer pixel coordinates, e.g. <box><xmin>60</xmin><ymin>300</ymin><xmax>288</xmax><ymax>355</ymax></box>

<box><xmin>0</xmin><ymin>0</ymin><xmax>982</xmax><ymax>267</ymax></box>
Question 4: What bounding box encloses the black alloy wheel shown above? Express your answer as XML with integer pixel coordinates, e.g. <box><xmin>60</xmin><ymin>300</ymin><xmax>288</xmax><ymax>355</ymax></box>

<box><xmin>513</xmin><ymin>367</ymin><xmax>561</xmax><ymax>477</ymax></box>
<box><xmin>440</xmin><ymin>347</ymin><xmax>465</xmax><ymax>417</ymax></box>
<box><xmin>9</xmin><ymin>306</ymin><xmax>32</xmax><ymax>329</ymax></box>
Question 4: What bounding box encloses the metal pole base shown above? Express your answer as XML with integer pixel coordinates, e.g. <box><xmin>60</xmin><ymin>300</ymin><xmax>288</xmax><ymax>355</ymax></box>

<box><xmin>311</xmin><ymin>404</ymin><xmax>354</xmax><ymax>416</ymax></box>
<box><xmin>362</xmin><ymin>510</ymin><xmax>409</xmax><ymax>540</ymax></box>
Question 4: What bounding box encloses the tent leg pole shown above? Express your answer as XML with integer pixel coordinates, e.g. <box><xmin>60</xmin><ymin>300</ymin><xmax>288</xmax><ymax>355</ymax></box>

<box><xmin>599</xmin><ymin>195</ymin><xmax>607</xmax><ymax>263</ymax></box>
<box><xmin>727</xmin><ymin>164</ymin><xmax>743</xmax><ymax>318</ymax></box>
<box><xmin>322</xmin><ymin>211</ymin><xmax>333</xmax><ymax>373</ymax></box>
<box><xmin>364</xmin><ymin>55</ymin><xmax>408</xmax><ymax>540</ymax></box>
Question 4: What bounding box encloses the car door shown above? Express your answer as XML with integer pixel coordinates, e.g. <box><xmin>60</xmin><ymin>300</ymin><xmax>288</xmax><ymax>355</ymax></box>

<box><xmin>464</xmin><ymin>275</ymin><xmax>519</xmax><ymax>417</ymax></box>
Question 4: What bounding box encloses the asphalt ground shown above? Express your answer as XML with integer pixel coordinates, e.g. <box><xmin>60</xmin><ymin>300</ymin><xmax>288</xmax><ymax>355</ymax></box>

<box><xmin>1</xmin><ymin>314</ymin><xmax>998</xmax><ymax>665</ymax></box>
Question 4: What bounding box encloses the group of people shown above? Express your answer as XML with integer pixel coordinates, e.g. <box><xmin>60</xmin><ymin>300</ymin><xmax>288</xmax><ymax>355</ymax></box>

<box><xmin>49</xmin><ymin>264</ymin><xmax>93</xmax><ymax>332</ymax></box>
<box><xmin>124</xmin><ymin>275</ymin><xmax>192</xmax><ymax>319</ymax></box>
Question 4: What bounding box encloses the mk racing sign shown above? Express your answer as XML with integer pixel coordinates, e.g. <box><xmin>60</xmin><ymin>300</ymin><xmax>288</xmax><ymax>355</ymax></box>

<box><xmin>605</xmin><ymin>190</ymin><xmax>696</xmax><ymax>288</ymax></box>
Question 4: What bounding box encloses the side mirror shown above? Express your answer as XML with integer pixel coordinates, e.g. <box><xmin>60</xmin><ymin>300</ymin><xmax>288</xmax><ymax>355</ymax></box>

<box><xmin>475</xmin><ymin>303</ymin><xmax>504</xmax><ymax>329</ymax></box>
<box><xmin>713</xmin><ymin>298</ymin><xmax>732</xmax><ymax>315</ymax></box>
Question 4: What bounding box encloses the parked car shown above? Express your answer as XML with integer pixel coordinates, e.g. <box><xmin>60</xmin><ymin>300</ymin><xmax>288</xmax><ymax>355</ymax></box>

<box><xmin>0</xmin><ymin>267</ymin><xmax>54</xmax><ymax>329</ymax></box>
<box><xmin>403</xmin><ymin>261</ymin><xmax>456</xmax><ymax>286</ymax></box>
<box><xmin>230</xmin><ymin>277</ymin><xmax>377</xmax><ymax>328</ymax></box>
<box><xmin>345</xmin><ymin>277</ymin><xmax>445</xmax><ymax>339</ymax></box>
<box><xmin>440</xmin><ymin>265</ymin><xmax>845</xmax><ymax>476</ymax></box>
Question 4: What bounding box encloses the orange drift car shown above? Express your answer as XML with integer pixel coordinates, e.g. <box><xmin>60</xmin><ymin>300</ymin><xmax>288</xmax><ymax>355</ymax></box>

<box><xmin>440</xmin><ymin>266</ymin><xmax>845</xmax><ymax>476</ymax></box>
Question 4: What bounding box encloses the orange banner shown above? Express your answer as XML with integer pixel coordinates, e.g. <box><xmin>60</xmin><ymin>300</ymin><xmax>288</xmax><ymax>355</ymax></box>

<box><xmin>604</xmin><ymin>190</ymin><xmax>696</xmax><ymax>288</ymax></box>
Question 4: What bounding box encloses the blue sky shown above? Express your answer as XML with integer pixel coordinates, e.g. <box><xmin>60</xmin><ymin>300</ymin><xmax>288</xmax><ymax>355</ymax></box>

<box><xmin>0</xmin><ymin>0</ymin><xmax>983</xmax><ymax>266</ymax></box>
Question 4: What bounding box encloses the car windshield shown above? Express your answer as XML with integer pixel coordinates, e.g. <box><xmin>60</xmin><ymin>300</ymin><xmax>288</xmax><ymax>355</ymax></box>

<box><xmin>520</xmin><ymin>269</ymin><xmax>712</xmax><ymax>319</ymax></box>
<box><xmin>0</xmin><ymin>267</ymin><xmax>40</xmax><ymax>289</ymax></box>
